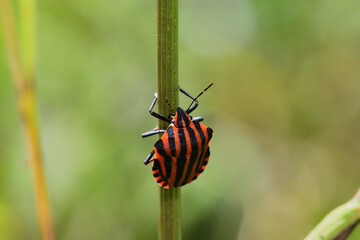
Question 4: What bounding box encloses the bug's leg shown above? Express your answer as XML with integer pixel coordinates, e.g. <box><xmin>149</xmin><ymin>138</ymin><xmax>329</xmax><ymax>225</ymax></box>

<box><xmin>144</xmin><ymin>150</ymin><xmax>155</xmax><ymax>165</ymax></box>
<box><xmin>149</xmin><ymin>93</ymin><xmax>171</xmax><ymax>123</ymax></box>
<box><xmin>142</xmin><ymin>129</ymin><xmax>166</xmax><ymax>138</ymax></box>
<box><xmin>179</xmin><ymin>87</ymin><xmax>199</xmax><ymax>114</ymax></box>
<box><xmin>181</xmin><ymin>83</ymin><xmax>214</xmax><ymax>114</ymax></box>
<box><xmin>192</xmin><ymin>117</ymin><xmax>204</xmax><ymax>122</ymax></box>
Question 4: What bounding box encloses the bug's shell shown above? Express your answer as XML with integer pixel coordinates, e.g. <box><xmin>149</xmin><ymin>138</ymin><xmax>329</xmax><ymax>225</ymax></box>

<box><xmin>151</xmin><ymin>108</ymin><xmax>213</xmax><ymax>188</ymax></box>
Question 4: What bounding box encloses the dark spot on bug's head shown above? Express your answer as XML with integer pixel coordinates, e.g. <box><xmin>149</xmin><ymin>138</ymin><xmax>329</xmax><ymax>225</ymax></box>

<box><xmin>174</xmin><ymin>107</ymin><xmax>191</xmax><ymax>128</ymax></box>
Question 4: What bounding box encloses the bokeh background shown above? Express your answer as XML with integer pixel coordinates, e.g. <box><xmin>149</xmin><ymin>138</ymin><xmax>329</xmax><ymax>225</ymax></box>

<box><xmin>1</xmin><ymin>0</ymin><xmax>360</xmax><ymax>239</ymax></box>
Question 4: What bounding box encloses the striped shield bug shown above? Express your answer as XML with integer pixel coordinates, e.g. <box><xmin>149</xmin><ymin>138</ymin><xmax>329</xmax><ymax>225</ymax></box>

<box><xmin>142</xmin><ymin>83</ymin><xmax>214</xmax><ymax>188</ymax></box>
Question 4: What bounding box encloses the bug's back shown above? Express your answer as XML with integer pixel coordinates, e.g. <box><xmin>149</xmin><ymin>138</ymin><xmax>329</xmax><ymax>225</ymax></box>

<box><xmin>152</xmin><ymin>121</ymin><xmax>213</xmax><ymax>188</ymax></box>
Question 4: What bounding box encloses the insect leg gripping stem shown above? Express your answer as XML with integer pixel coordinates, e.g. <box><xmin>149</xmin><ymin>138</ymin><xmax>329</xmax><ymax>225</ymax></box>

<box><xmin>192</xmin><ymin>117</ymin><xmax>203</xmax><ymax>122</ymax></box>
<box><xmin>144</xmin><ymin>150</ymin><xmax>155</xmax><ymax>165</ymax></box>
<box><xmin>142</xmin><ymin>129</ymin><xmax>166</xmax><ymax>138</ymax></box>
<box><xmin>180</xmin><ymin>83</ymin><xmax>214</xmax><ymax>114</ymax></box>
<box><xmin>179</xmin><ymin>87</ymin><xmax>198</xmax><ymax>114</ymax></box>
<box><xmin>149</xmin><ymin>93</ymin><xmax>171</xmax><ymax>123</ymax></box>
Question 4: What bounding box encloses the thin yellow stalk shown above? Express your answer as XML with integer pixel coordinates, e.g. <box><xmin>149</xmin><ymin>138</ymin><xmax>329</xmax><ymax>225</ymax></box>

<box><xmin>0</xmin><ymin>0</ymin><xmax>55</xmax><ymax>239</ymax></box>
<box><xmin>157</xmin><ymin>0</ymin><xmax>182</xmax><ymax>239</ymax></box>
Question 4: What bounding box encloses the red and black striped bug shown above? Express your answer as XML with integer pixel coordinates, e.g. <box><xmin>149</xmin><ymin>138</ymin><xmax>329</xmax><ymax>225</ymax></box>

<box><xmin>142</xmin><ymin>83</ymin><xmax>214</xmax><ymax>188</ymax></box>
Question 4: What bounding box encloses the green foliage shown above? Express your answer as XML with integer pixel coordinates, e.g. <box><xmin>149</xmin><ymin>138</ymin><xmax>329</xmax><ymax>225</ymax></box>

<box><xmin>305</xmin><ymin>189</ymin><xmax>360</xmax><ymax>240</ymax></box>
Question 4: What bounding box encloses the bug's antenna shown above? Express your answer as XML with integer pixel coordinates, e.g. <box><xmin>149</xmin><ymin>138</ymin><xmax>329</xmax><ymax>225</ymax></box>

<box><xmin>165</xmin><ymin>98</ymin><xmax>175</xmax><ymax>115</ymax></box>
<box><xmin>186</xmin><ymin>83</ymin><xmax>214</xmax><ymax>111</ymax></box>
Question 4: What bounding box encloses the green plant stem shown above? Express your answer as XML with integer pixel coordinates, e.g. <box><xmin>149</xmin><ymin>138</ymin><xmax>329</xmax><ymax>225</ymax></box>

<box><xmin>304</xmin><ymin>188</ymin><xmax>360</xmax><ymax>240</ymax></box>
<box><xmin>157</xmin><ymin>0</ymin><xmax>181</xmax><ymax>240</ymax></box>
<box><xmin>0</xmin><ymin>0</ymin><xmax>55</xmax><ymax>239</ymax></box>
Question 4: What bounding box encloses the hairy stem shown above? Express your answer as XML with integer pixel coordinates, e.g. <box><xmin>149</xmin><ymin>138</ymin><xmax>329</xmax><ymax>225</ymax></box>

<box><xmin>304</xmin><ymin>188</ymin><xmax>360</xmax><ymax>240</ymax></box>
<box><xmin>0</xmin><ymin>0</ymin><xmax>55</xmax><ymax>239</ymax></box>
<box><xmin>157</xmin><ymin>0</ymin><xmax>181</xmax><ymax>239</ymax></box>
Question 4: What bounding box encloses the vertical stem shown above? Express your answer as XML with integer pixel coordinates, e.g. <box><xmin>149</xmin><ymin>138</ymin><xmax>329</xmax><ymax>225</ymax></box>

<box><xmin>159</xmin><ymin>189</ymin><xmax>182</xmax><ymax>240</ymax></box>
<box><xmin>0</xmin><ymin>0</ymin><xmax>55</xmax><ymax>239</ymax></box>
<box><xmin>157</xmin><ymin>0</ymin><xmax>181</xmax><ymax>240</ymax></box>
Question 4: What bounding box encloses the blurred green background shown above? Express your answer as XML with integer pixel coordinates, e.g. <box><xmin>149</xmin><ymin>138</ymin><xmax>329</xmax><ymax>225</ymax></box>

<box><xmin>1</xmin><ymin>0</ymin><xmax>360</xmax><ymax>239</ymax></box>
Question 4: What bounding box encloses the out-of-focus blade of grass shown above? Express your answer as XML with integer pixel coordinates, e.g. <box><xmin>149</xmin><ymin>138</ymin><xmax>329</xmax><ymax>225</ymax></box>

<box><xmin>0</xmin><ymin>0</ymin><xmax>55</xmax><ymax>239</ymax></box>
<box><xmin>157</xmin><ymin>0</ymin><xmax>182</xmax><ymax>239</ymax></box>
<box><xmin>0</xmin><ymin>0</ymin><xmax>23</xmax><ymax>89</ymax></box>
<box><xmin>19</xmin><ymin>0</ymin><xmax>36</xmax><ymax>82</ymax></box>
<box><xmin>304</xmin><ymin>188</ymin><xmax>360</xmax><ymax>240</ymax></box>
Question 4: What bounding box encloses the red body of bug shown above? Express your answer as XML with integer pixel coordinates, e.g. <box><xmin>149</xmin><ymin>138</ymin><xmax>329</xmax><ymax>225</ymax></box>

<box><xmin>152</xmin><ymin>108</ymin><xmax>212</xmax><ymax>188</ymax></box>
<box><xmin>142</xmin><ymin>84</ymin><xmax>214</xmax><ymax>188</ymax></box>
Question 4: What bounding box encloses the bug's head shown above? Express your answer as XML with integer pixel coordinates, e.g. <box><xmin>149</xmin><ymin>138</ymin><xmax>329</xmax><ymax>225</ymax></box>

<box><xmin>173</xmin><ymin>107</ymin><xmax>191</xmax><ymax>128</ymax></box>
